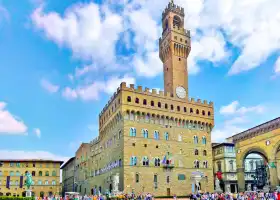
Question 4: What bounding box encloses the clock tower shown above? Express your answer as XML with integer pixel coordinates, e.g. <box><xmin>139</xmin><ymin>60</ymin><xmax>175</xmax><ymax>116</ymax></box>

<box><xmin>159</xmin><ymin>0</ymin><xmax>191</xmax><ymax>100</ymax></box>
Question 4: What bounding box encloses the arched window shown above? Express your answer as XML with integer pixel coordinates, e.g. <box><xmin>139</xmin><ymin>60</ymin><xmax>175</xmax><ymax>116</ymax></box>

<box><xmin>194</xmin><ymin>136</ymin><xmax>198</xmax><ymax>144</ymax></box>
<box><xmin>9</xmin><ymin>171</ymin><xmax>14</xmax><ymax>176</ymax></box>
<box><xmin>194</xmin><ymin>160</ymin><xmax>200</xmax><ymax>168</ymax></box>
<box><xmin>135</xmin><ymin>98</ymin><xmax>139</xmax><ymax>104</ymax></box>
<box><xmin>45</xmin><ymin>171</ymin><xmax>49</xmax><ymax>176</ymax></box>
<box><xmin>32</xmin><ymin>171</ymin><xmax>36</xmax><ymax>176</ymax></box>
<box><xmin>52</xmin><ymin>180</ymin><xmax>56</xmax><ymax>185</ymax></box>
<box><xmin>184</xmin><ymin>107</ymin><xmax>187</xmax><ymax>112</ymax></box>
<box><xmin>164</xmin><ymin>19</ymin><xmax>168</xmax><ymax>30</ymax></box>
<box><xmin>203</xmin><ymin>161</ymin><xmax>208</xmax><ymax>168</ymax></box>
<box><xmin>173</xmin><ymin>15</ymin><xmax>181</xmax><ymax>27</ymax></box>
<box><xmin>39</xmin><ymin>171</ymin><xmax>43</xmax><ymax>176</ymax></box>
<box><xmin>177</xmin><ymin>106</ymin><xmax>180</xmax><ymax>111</ymax></box>
<box><xmin>142</xmin><ymin>157</ymin><xmax>149</xmax><ymax>166</ymax></box>
<box><xmin>158</xmin><ymin>102</ymin><xmax>161</xmax><ymax>108</ymax></box>
<box><xmin>194</xmin><ymin>149</ymin><xmax>199</xmax><ymax>155</ymax></box>
<box><xmin>202</xmin><ymin>110</ymin><xmax>205</xmax><ymax>116</ymax></box>
<box><xmin>154</xmin><ymin>131</ymin><xmax>159</xmax><ymax>140</ymax></box>
<box><xmin>38</xmin><ymin>180</ymin><xmax>42</xmax><ymax>185</ymax></box>
<box><xmin>167</xmin><ymin>176</ymin><xmax>170</xmax><ymax>183</ymax></box>
<box><xmin>45</xmin><ymin>180</ymin><xmax>49</xmax><ymax>185</ymax></box>
<box><xmin>203</xmin><ymin>150</ymin><xmax>207</xmax><ymax>156</ymax></box>
<box><xmin>208</xmin><ymin>111</ymin><xmax>211</xmax><ymax>116</ymax></box>
<box><xmin>171</xmin><ymin>105</ymin><xmax>174</xmax><ymax>110</ymax></box>
<box><xmin>129</xmin><ymin>127</ymin><xmax>136</xmax><ymax>137</ymax></box>
<box><xmin>202</xmin><ymin>136</ymin><xmax>207</xmax><ymax>144</ymax></box>
<box><xmin>52</xmin><ymin>170</ymin><xmax>56</xmax><ymax>176</ymax></box>
<box><xmin>16</xmin><ymin>171</ymin><xmax>20</xmax><ymax>176</ymax></box>
<box><xmin>130</xmin><ymin>156</ymin><xmax>137</xmax><ymax>166</ymax></box>
<box><xmin>165</xmin><ymin>104</ymin><xmax>168</xmax><ymax>109</ymax></box>
<box><xmin>196</xmin><ymin>109</ymin><xmax>199</xmax><ymax>114</ymax></box>
<box><xmin>164</xmin><ymin>132</ymin><xmax>169</xmax><ymax>141</ymax></box>
<box><xmin>190</xmin><ymin>108</ymin><xmax>193</xmax><ymax>113</ymax></box>
<box><xmin>142</xmin><ymin>129</ymin><xmax>148</xmax><ymax>138</ymax></box>
<box><xmin>143</xmin><ymin>99</ymin><xmax>147</xmax><ymax>105</ymax></box>
<box><xmin>127</xmin><ymin>96</ymin><xmax>131</xmax><ymax>102</ymax></box>
<box><xmin>135</xmin><ymin>173</ymin><xmax>139</xmax><ymax>183</ymax></box>
<box><xmin>151</xmin><ymin>101</ymin><xmax>154</xmax><ymax>106</ymax></box>
<box><xmin>154</xmin><ymin>158</ymin><xmax>161</xmax><ymax>167</ymax></box>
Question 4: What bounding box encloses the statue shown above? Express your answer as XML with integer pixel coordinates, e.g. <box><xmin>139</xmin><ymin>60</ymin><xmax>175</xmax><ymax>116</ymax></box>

<box><xmin>25</xmin><ymin>172</ymin><xmax>34</xmax><ymax>197</ymax></box>
<box><xmin>215</xmin><ymin>172</ymin><xmax>223</xmax><ymax>193</ymax></box>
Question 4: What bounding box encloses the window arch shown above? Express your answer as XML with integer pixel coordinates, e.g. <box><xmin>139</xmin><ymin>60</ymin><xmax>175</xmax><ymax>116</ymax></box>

<box><xmin>202</xmin><ymin>110</ymin><xmax>205</xmax><ymax>116</ymax></box>
<box><xmin>142</xmin><ymin>157</ymin><xmax>149</xmax><ymax>166</ymax></box>
<box><xmin>190</xmin><ymin>108</ymin><xmax>193</xmax><ymax>113</ymax></box>
<box><xmin>184</xmin><ymin>107</ymin><xmax>187</xmax><ymax>112</ymax></box>
<box><xmin>129</xmin><ymin>127</ymin><xmax>136</xmax><ymax>137</ymax></box>
<box><xmin>45</xmin><ymin>180</ymin><xmax>49</xmax><ymax>185</ymax></box>
<box><xmin>194</xmin><ymin>160</ymin><xmax>200</xmax><ymax>168</ymax></box>
<box><xmin>165</xmin><ymin>104</ymin><xmax>168</xmax><ymax>109</ymax></box>
<box><xmin>208</xmin><ymin>111</ymin><xmax>211</xmax><ymax>116</ymax></box>
<box><xmin>196</xmin><ymin>109</ymin><xmax>199</xmax><ymax>114</ymax></box>
<box><xmin>39</xmin><ymin>171</ymin><xmax>42</xmax><ymax>176</ymax></box>
<box><xmin>203</xmin><ymin>161</ymin><xmax>208</xmax><ymax>168</ymax></box>
<box><xmin>151</xmin><ymin>101</ymin><xmax>154</xmax><ymax>106</ymax></box>
<box><xmin>9</xmin><ymin>171</ymin><xmax>14</xmax><ymax>176</ymax></box>
<box><xmin>154</xmin><ymin>158</ymin><xmax>161</xmax><ymax>167</ymax></box>
<box><xmin>16</xmin><ymin>171</ymin><xmax>20</xmax><ymax>176</ymax></box>
<box><xmin>142</xmin><ymin>129</ymin><xmax>148</xmax><ymax>138</ymax></box>
<box><xmin>203</xmin><ymin>150</ymin><xmax>207</xmax><ymax>156</ymax></box>
<box><xmin>202</xmin><ymin>136</ymin><xmax>207</xmax><ymax>144</ymax></box>
<box><xmin>177</xmin><ymin>106</ymin><xmax>180</xmax><ymax>111</ymax></box>
<box><xmin>130</xmin><ymin>156</ymin><xmax>137</xmax><ymax>166</ymax></box>
<box><xmin>52</xmin><ymin>170</ymin><xmax>56</xmax><ymax>176</ymax></box>
<box><xmin>158</xmin><ymin>102</ymin><xmax>161</xmax><ymax>108</ymax></box>
<box><xmin>38</xmin><ymin>180</ymin><xmax>42</xmax><ymax>185</ymax></box>
<box><xmin>194</xmin><ymin>136</ymin><xmax>198</xmax><ymax>144</ymax></box>
<box><xmin>194</xmin><ymin>149</ymin><xmax>199</xmax><ymax>156</ymax></box>
<box><xmin>143</xmin><ymin>99</ymin><xmax>147</xmax><ymax>105</ymax></box>
<box><xmin>135</xmin><ymin>173</ymin><xmax>139</xmax><ymax>183</ymax></box>
<box><xmin>135</xmin><ymin>98</ymin><xmax>139</xmax><ymax>104</ymax></box>
<box><xmin>154</xmin><ymin>131</ymin><xmax>159</xmax><ymax>140</ymax></box>
<box><xmin>45</xmin><ymin>171</ymin><xmax>49</xmax><ymax>176</ymax></box>
<box><xmin>171</xmin><ymin>105</ymin><xmax>174</xmax><ymax>110</ymax></box>
<box><xmin>52</xmin><ymin>180</ymin><xmax>56</xmax><ymax>185</ymax></box>
<box><xmin>164</xmin><ymin>132</ymin><xmax>169</xmax><ymax>141</ymax></box>
<box><xmin>173</xmin><ymin>15</ymin><xmax>181</xmax><ymax>27</ymax></box>
<box><xmin>167</xmin><ymin>176</ymin><xmax>170</xmax><ymax>183</ymax></box>
<box><xmin>32</xmin><ymin>171</ymin><xmax>36</xmax><ymax>176</ymax></box>
<box><xmin>127</xmin><ymin>96</ymin><xmax>131</xmax><ymax>102</ymax></box>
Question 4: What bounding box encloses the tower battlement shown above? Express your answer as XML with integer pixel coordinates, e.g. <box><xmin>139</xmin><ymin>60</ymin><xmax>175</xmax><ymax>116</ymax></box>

<box><xmin>162</xmin><ymin>1</ymin><xmax>184</xmax><ymax>20</ymax></box>
<box><xmin>99</xmin><ymin>82</ymin><xmax>213</xmax><ymax>117</ymax></box>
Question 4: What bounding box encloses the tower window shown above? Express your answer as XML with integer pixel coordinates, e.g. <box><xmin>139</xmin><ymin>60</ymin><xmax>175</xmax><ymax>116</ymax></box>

<box><xmin>184</xmin><ymin>107</ymin><xmax>187</xmax><ymax>112</ymax></box>
<box><xmin>202</xmin><ymin>110</ymin><xmax>205</xmax><ymax>116</ymax></box>
<box><xmin>179</xmin><ymin>58</ymin><xmax>181</xmax><ymax>61</ymax></box>
<box><xmin>143</xmin><ymin>99</ymin><xmax>147</xmax><ymax>105</ymax></box>
<box><xmin>171</xmin><ymin>105</ymin><xmax>174</xmax><ymax>110</ymax></box>
<box><xmin>135</xmin><ymin>98</ymin><xmax>139</xmax><ymax>104</ymax></box>
<box><xmin>127</xmin><ymin>96</ymin><xmax>131</xmax><ymax>102</ymax></box>
<box><xmin>173</xmin><ymin>15</ymin><xmax>181</xmax><ymax>27</ymax></box>
<box><xmin>208</xmin><ymin>111</ymin><xmax>211</xmax><ymax>116</ymax></box>
<box><xmin>196</xmin><ymin>109</ymin><xmax>199</xmax><ymax>115</ymax></box>
<box><xmin>151</xmin><ymin>101</ymin><xmax>154</xmax><ymax>106</ymax></box>
<box><xmin>177</xmin><ymin>106</ymin><xmax>180</xmax><ymax>112</ymax></box>
<box><xmin>158</xmin><ymin>102</ymin><xmax>161</xmax><ymax>108</ymax></box>
<box><xmin>195</xmin><ymin>149</ymin><xmax>199</xmax><ymax>156</ymax></box>
<box><xmin>165</xmin><ymin>104</ymin><xmax>168</xmax><ymax>109</ymax></box>
<box><xmin>190</xmin><ymin>108</ymin><xmax>193</xmax><ymax>113</ymax></box>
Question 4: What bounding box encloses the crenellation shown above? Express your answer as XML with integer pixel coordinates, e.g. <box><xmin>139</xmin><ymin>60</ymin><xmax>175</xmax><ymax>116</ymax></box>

<box><xmin>191</xmin><ymin>98</ymin><xmax>195</xmax><ymax>102</ymax></box>
<box><xmin>197</xmin><ymin>99</ymin><xmax>201</xmax><ymax>103</ymax></box>
<box><xmin>203</xmin><ymin>100</ymin><xmax>208</xmax><ymax>105</ymax></box>
<box><xmin>159</xmin><ymin>91</ymin><xmax>164</xmax><ymax>96</ymax></box>
<box><xmin>152</xmin><ymin>89</ymin><xmax>157</xmax><ymax>94</ymax></box>
<box><xmin>145</xmin><ymin>87</ymin><xmax>150</xmax><ymax>93</ymax></box>
<box><xmin>137</xmin><ymin>86</ymin><xmax>142</xmax><ymax>92</ymax></box>
<box><xmin>130</xmin><ymin>84</ymin><xmax>135</xmax><ymax>89</ymax></box>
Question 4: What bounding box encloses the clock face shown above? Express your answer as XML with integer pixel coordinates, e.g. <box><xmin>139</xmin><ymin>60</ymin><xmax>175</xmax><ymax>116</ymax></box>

<box><xmin>176</xmin><ymin>86</ymin><xmax>186</xmax><ymax>99</ymax></box>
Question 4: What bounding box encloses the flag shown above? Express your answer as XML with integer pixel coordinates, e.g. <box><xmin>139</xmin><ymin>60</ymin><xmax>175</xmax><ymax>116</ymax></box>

<box><xmin>162</xmin><ymin>156</ymin><xmax>166</xmax><ymax>164</ymax></box>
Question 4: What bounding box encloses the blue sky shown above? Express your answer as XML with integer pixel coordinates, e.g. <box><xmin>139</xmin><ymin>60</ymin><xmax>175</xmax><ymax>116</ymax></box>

<box><xmin>0</xmin><ymin>0</ymin><xmax>280</xmax><ymax>160</ymax></box>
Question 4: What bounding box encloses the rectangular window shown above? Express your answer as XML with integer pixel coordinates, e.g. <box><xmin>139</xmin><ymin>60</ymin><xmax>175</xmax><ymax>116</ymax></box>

<box><xmin>10</xmin><ymin>163</ymin><xmax>14</xmax><ymax>167</ymax></box>
<box><xmin>16</xmin><ymin>163</ymin><xmax>20</xmax><ymax>167</ymax></box>
<box><xmin>178</xmin><ymin>174</ymin><xmax>186</xmax><ymax>180</ymax></box>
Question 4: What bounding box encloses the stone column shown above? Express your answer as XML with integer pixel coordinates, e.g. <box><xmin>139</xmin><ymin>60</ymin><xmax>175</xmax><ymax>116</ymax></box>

<box><xmin>269</xmin><ymin>160</ymin><xmax>279</xmax><ymax>190</ymax></box>
<box><xmin>237</xmin><ymin>167</ymin><xmax>245</xmax><ymax>192</ymax></box>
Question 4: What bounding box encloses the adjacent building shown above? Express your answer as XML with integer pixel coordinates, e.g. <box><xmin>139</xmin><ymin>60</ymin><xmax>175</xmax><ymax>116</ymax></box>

<box><xmin>86</xmin><ymin>0</ymin><xmax>215</xmax><ymax>196</ymax></box>
<box><xmin>0</xmin><ymin>159</ymin><xmax>63</xmax><ymax>197</ymax></box>
<box><xmin>61</xmin><ymin>157</ymin><xmax>75</xmax><ymax>196</ymax></box>
<box><xmin>212</xmin><ymin>143</ymin><xmax>263</xmax><ymax>193</ymax></box>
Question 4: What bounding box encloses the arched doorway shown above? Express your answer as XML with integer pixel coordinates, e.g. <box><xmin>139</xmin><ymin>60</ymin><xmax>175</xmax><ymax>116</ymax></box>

<box><xmin>109</xmin><ymin>184</ymin><xmax>113</xmax><ymax>193</ymax></box>
<box><xmin>22</xmin><ymin>191</ymin><xmax>26</xmax><ymax>197</ymax></box>
<box><xmin>40</xmin><ymin>191</ymin><xmax>44</xmax><ymax>198</ymax></box>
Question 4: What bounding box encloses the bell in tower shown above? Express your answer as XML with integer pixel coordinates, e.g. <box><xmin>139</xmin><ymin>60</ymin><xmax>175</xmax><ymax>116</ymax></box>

<box><xmin>159</xmin><ymin>0</ymin><xmax>191</xmax><ymax>100</ymax></box>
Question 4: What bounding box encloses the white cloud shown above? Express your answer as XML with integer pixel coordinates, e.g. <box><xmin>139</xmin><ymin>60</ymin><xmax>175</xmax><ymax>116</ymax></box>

<box><xmin>31</xmin><ymin>3</ymin><xmax>123</xmax><ymax>67</ymax></box>
<box><xmin>33</xmin><ymin>128</ymin><xmax>41</xmax><ymax>138</ymax></box>
<box><xmin>40</xmin><ymin>79</ymin><xmax>59</xmax><ymax>93</ymax></box>
<box><xmin>220</xmin><ymin>101</ymin><xmax>264</xmax><ymax>116</ymax></box>
<box><xmin>0</xmin><ymin>102</ymin><xmax>28</xmax><ymax>135</ymax></box>
<box><xmin>212</xmin><ymin>125</ymin><xmax>245</xmax><ymax>142</ymax></box>
<box><xmin>274</xmin><ymin>57</ymin><xmax>280</xmax><ymax>74</ymax></box>
<box><xmin>0</xmin><ymin>150</ymin><xmax>68</xmax><ymax>162</ymax></box>
<box><xmin>62</xmin><ymin>75</ymin><xmax>135</xmax><ymax>101</ymax></box>
<box><xmin>0</xmin><ymin>4</ymin><xmax>9</xmax><ymax>23</ymax></box>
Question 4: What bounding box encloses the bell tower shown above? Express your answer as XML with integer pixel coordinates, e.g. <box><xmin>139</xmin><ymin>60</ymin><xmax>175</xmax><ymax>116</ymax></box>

<box><xmin>159</xmin><ymin>0</ymin><xmax>191</xmax><ymax>100</ymax></box>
